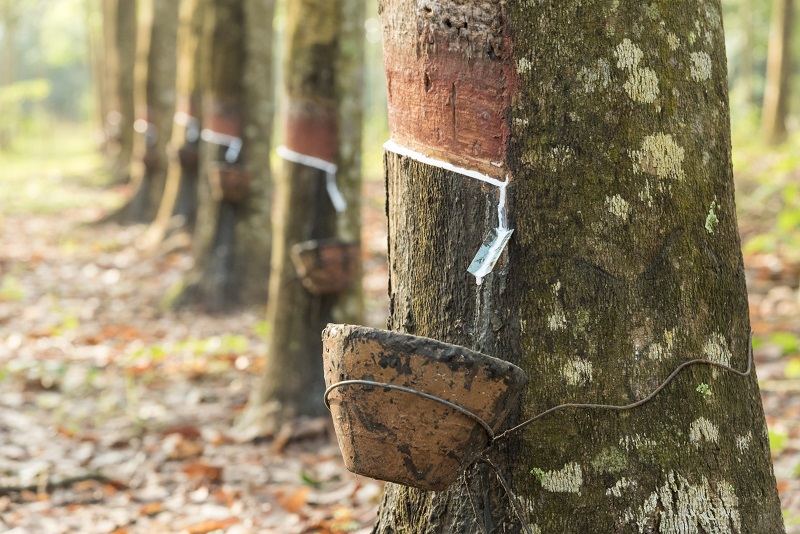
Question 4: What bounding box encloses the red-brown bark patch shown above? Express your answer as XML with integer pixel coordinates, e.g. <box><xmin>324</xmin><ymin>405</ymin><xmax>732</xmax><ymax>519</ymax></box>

<box><xmin>382</xmin><ymin>0</ymin><xmax>517</xmax><ymax>178</ymax></box>
<box><xmin>284</xmin><ymin>100</ymin><xmax>338</xmax><ymax>163</ymax></box>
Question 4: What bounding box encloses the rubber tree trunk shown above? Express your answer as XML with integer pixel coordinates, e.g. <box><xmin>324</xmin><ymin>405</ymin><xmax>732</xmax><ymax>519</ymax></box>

<box><xmin>178</xmin><ymin>0</ymin><xmax>275</xmax><ymax>312</ymax></box>
<box><xmin>236</xmin><ymin>0</ymin><xmax>365</xmax><ymax>439</ymax></box>
<box><xmin>123</xmin><ymin>0</ymin><xmax>179</xmax><ymax>223</ymax></box>
<box><xmin>332</xmin><ymin>0</ymin><xmax>367</xmax><ymax>326</ymax></box>
<box><xmin>761</xmin><ymin>0</ymin><xmax>794</xmax><ymax>145</ymax></box>
<box><xmin>372</xmin><ymin>1</ymin><xmax>785</xmax><ymax>533</ymax></box>
<box><xmin>111</xmin><ymin>0</ymin><xmax>138</xmax><ymax>184</ymax></box>
<box><xmin>143</xmin><ymin>0</ymin><xmax>205</xmax><ymax>249</ymax></box>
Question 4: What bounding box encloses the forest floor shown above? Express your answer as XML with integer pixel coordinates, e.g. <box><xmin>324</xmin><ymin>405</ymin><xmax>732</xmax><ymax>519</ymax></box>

<box><xmin>1</xmin><ymin>126</ymin><xmax>799</xmax><ymax>533</ymax></box>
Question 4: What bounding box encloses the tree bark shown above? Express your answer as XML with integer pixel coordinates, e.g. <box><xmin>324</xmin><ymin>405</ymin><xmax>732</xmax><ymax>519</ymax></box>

<box><xmin>333</xmin><ymin>0</ymin><xmax>366</xmax><ymax>325</ymax></box>
<box><xmin>761</xmin><ymin>0</ymin><xmax>794</xmax><ymax>145</ymax></box>
<box><xmin>112</xmin><ymin>0</ymin><xmax>138</xmax><ymax>184</ymax></box>
<box><xmin>142</xmin><ymin>0</ymin><xmax>205</xmax><ymax>249</ymax></box>
<box><xmin>236</xmin><ymin>0</ymin><xmax>365</xmax><ymax>438</ymax></box>
<box><xmin>373</xmin><ymin>1</ymin><xmax>784</xmax><ymax>532</ymax></box>
<box><xmin>178</xmin><ymin>0</ymin><xmax>275</xmax><ymax>311</ymax></box>
<box><xmin>123</xmin><ymin>0</ymin><xmax>179</xmax><ymax>223</ymax></box>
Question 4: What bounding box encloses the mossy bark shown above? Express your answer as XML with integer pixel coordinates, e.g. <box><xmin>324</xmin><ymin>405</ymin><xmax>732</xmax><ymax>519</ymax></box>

<box><xmin>373</xmin><ymin>1</ymin><xmax>784</xmax><ymax>533</ymax></box>
<box><xmin>238</xmin><ymin>0</ymin><xmax>364</xmax><ymax>438</ymax></box>
<box><xmin>179</xmin><ymin>0</ymin><xmax>275</xmax><ymax>312</ymax></box>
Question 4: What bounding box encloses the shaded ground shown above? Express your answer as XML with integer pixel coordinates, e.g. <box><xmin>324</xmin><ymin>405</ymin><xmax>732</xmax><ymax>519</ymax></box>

<box><xmin>1</xmin><ymin>126</ymin><xmax>799</xmax><ymax>532</ymax></box>
<box><xmin>0</xmin><ymin>152</ymin><xmax>388</xmax><ymax>532</ymax></box>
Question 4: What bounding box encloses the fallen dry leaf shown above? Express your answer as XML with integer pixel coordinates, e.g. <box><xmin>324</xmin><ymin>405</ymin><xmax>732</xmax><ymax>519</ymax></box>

<box><xmin>181</xmin><ymin>461</ymin><xmax>223</xmax><ymax>484</ymax></box>
<box><xmin>139</xmin><ymin>501</ymin><xmax>163</xmax><ymax>516</ymax></box>
<box><xmin>162</xmin><ymin>425</ymin><xmax>202</xmax><ymax>440</ymax></box>
<box><xmin>278</xmin><ymin>486</ymin><xmax>312</xmax><ymax>514</ymax></box>
<box><xmin>183</xmin><ymin>517</ymin><xmax>238</xmax><ymax>534</ymax></box>
<box><xmin>163</xmin><ymin>433</ymin><xmax>204</xmax><ymax>460</ymax></box>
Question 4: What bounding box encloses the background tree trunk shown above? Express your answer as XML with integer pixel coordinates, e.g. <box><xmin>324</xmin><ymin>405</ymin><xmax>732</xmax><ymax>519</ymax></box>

<box><xmin>237</xmin><ymin>0</ymin><xmax>277</xmax><ymax>303</ymax></box>
<box><xmin>739</xmin><ymin>0</ymin><xmax>756</xmax><ymax>107</ymax></box>
<box><xmin>108</xmin><ymin>0</ymin><xmax>179</xmax><ymax>224</ymax></box>
<box><xmin>236</xmin><ymin>0</ymin><xmax>365</xmax><ymax>439</ymax></box>
<box><xmin>373</xmin><ymin>1</ymin><xmax>785</xmax><ymax>532</ymax></box>
<box><xmin>178</xmin><ymin>0</ymin><xmax>275</xmax><ymax>311</ymax></box>
<box><xmin>112</xmin><ymin>0</ymin><xmax>138</xmax><ymax>184</ymax></box>
<box><xmin>142</xmin><ymin>0</ymin><xmax>205</xmax><ymax>250</ymax></box>
<box><xmin>0</xmin><ymin>1</ymin><xmax>18</xmax><ymax>87</ymax></box>
<box><xmin>333</xmin><ymin>0</ymin><xmax>366</xmax><ymax>326</ymax></box>
<box><xmin>88</xmin><ymin>0</ymin><xmax>108</xmax><ymax>144</ymax></box>
<box><xmin>761</xmin><ymin>0</ymin><xmax>794</xmax><ymax>145</ymax></box>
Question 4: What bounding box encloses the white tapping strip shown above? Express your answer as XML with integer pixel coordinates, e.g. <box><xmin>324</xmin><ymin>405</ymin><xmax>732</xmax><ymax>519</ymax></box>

<box><xmin>276</xmin><ymin>145</ymin><xmax>346</xmax><ymax>213</ymax></box>
<box><xmin>383</xmin><ymin>140</ymin><xmax>507</xmax><ymax>188</ymax></box>
<box><xmin>383</xmin><ymin>139</ymin><xmax>513</xmax><ymax>282</ymax></box>
<box><xmin>201</xmin><ymin>129</ymin><xmax>242</xmax><ymax>163</ymax></box>
<box><xmin>174</xmin><ymin>112</ymin><xmax>200</xmax><ymax>142</ymax></box>
<box><xmin>497</xmin><ymin>181</ymin><xmax>508</xmax><ymax>231</ymax></box>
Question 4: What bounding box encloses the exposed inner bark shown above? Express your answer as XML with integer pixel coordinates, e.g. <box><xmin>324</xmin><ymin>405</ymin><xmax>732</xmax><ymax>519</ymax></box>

<box><xmin>381</xmin><ymin>0</ymin><xmax>516</xmax><ymax>178</ymax></box>
<box><xmin>285</xmin><ymin>100</ymin><xmax>338</xmax><ymax>163</ymax></box>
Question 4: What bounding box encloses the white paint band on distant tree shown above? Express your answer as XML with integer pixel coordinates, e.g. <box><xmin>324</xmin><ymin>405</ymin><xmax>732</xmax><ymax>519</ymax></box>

<box><xmin>174</xmin><ymin>112</ymin><xmax>201</xmax><ymax>143</ymax></box>
<box><xmin>201</xmin><ymin>129</ymin><xmax>242</xmax><ymax>163</ymax></box>
<box><xmin>382</xmin><ymin>139</ymin><xmax>513</xmax><ymax>284</ymax></box>
<box><xmin>276</xmin><ymin>145</ymin><xmax>347</xmax><ymax>213</ymax></box>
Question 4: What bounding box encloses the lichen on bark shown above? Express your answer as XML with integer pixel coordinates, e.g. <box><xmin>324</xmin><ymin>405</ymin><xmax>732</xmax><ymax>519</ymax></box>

<box><xmin>373</xmin><ymin>0</ymin><xmax>784</xmax><ymax>532</ymax></box>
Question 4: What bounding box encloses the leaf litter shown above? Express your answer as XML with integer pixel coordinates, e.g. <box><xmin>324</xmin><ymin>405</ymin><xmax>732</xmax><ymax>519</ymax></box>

<box><xmin>1</xmin><ymin>165</ymin><xmax>799</xmax><ymax>531</ymax></box>
<box><xmin>0</xmin><ymin>181</ymin><xmax>389</xmax><ymax>533</ymax></box>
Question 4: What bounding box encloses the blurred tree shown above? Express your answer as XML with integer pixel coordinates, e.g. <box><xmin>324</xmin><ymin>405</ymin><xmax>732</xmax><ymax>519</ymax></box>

<box><xmin>0</xmin><ymin>0</ymin><xmax>21</xmax><ymax>87</ymax></box>
<box><xmin>371</xmin><ymin>0</ymin><xmax>784</xmax><ymax>532</ymax></box>
<box><xmin>177</xmin><ymin>0</ymin><xmax>275</xmax><ymax>311</ymax></box>
<box><xmin>739</xmin><ymin>0</ymin><xmax>757</xmax><ymax>106</ymax></box>
<box><xmin>235</xmin><ymin>0</ymin><xmax>365</xmax><ymax>438</ymax></box>
<box><xmin>142</xmin><ymin>0</ymin><xmax>206</xmax><ymax>249</ymax></box>
<box><xmin>97</xmin><ymin>0</ymin><xmax>114</xmax><ymax>147</ymax></box>
<box><xmin>123</xmin><ymin>0</ymin><xmax>179</xmax><ymax>222</ymax></box>
<box><xmin>105</xmin><ymin>0</ymin><xmax>138</xmax><ymax>184</ymax></box>
<box><xmin>762</xmin><ymin>0</ymin><xmax>794</xmax><ymax>144</ymax></box>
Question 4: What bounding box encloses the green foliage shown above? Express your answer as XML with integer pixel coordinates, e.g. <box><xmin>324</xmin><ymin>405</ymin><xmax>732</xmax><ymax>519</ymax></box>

<box><xmin>0</xmin><ymin>122</ymin><xmax>119</xmax><ymax>214</ymax></box>
<box><xmin>0</xmin><ymin>78</ymin><xmax>51</xmax><ymax>107</ymax></box>
<box><xmin>38</xmin><ymin>0</ymin><xmax>90</xmax><ymax>68</ymax></box>
<box><xmin>530</xmin><ymin>467</ymin><xmax>546</xmax><ymax>484</ymax></box>
<box><xmin>126</xmin><ymin>335</ymin><xmax>251</xmax><ymax>364</ymax></box>
<box><xmin>696</xmin><ymin>383</ymin><xmax>712</xmax><ymax>397</ymax></box>
<box><xmin>300</xmin><ymin>469</ymin><xmax>322</xmax><ymax>488</ymax></box>
<box><xmin>769</xmin><ymin>429</ymin><xmax>788</xmax><ymax>455</ymax></box>
<box><xmin>784</xmin><ymin>359</ymin><xmax>800</xmax><ymax>379</ymax></box>
<box><xmin>0</xmin><ymin>274</ymin><xmax>25</xmax><ymax>302</ymax></box>
<box><xmin>254</xmin><ymin>320</ymin><xmax>272</xmax><ymax>339</ymax></box>
<box><xmin>770</xmin><ymin>331</ymin><xmax>800</xmax><ymax>356</ymax></box>
<box><xmin>734</xmin><ymin>127</ymin><xmax>800</xmax><ymax>263</ymax></box>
